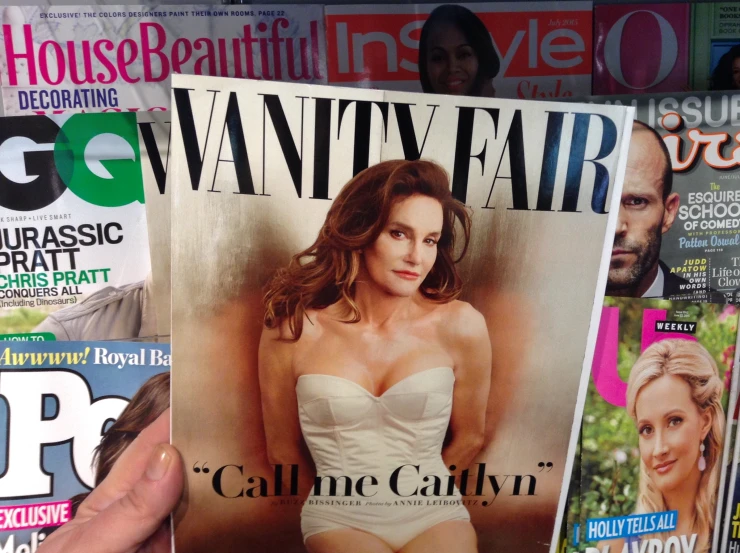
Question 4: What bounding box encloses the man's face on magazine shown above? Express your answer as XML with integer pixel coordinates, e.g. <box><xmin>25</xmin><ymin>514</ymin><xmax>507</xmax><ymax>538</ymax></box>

<box><xmin>608</xmin><ymin>129</ymin><xmax>674</xmax><ymax>294</ymax></box>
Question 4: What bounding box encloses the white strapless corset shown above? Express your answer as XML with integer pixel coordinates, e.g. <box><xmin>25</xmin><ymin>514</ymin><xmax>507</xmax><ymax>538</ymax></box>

<box><xmin>296</xmin><ymin>366</ymin><xmax>454</xmax><ymax>478</ymax></box>
<box><xmin>296</xmin><ymin>366</ymin><xmax>471</xmax><ymax>549</ymax></box>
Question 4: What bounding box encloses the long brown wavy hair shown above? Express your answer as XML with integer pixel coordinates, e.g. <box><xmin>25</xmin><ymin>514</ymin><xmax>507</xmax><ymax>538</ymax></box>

<box><xmin>263</xmin><ymin>159</ymin><xmax>472</xmax><ymax>340</ymax></box>
<box><xmin>93</xmin><ymin>371</ymin><xmax>171</xmax><ymax>485</ymax></box>
<box><xmin>66</xmin><ymin>372</ymin><xmax>170</xmax><ymax>517</ymax></box>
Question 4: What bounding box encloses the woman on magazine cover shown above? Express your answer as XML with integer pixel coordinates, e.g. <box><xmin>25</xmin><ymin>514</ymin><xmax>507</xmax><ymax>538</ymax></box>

<box><xmin>418</xmin><ymin>4</ymin><xmax>500</xmax><ymax>98</ymax></box>
<box><xmin>62</xmin><ymin>372</ymin><xmax>171</xmax><ymax>519</ymax></box>
<box><xmin>258</xmin><ymin>159</ymin><xmax>492</xmax><ymax>553</ymax></box>
<box><xmin>710</xmin><ymin>44</ymin><xmax>740</xmax><ymax>91</ymax></box>
<box><xmin>600</xmin><ymin>339</ymin><xmax>724</xmax><ymax>553</ymax></box>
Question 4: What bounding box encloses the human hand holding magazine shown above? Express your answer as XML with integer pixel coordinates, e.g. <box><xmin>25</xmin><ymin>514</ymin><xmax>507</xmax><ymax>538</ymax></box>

<box><xmin>39</xmin><ymin>410</ymin><xmax>183</xmax><ymax>553</ymax></box>
<box><xmin>0</xmin><ymin>342</ymin><xmax>172</xmax><ymax>552</ymax></box>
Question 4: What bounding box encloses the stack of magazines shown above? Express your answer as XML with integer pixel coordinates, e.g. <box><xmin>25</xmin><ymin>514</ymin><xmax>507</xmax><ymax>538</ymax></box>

<box><xmin>1</xmin><ymin>3</ymin><xmax>740</xmax><ymax>553</ymax></box>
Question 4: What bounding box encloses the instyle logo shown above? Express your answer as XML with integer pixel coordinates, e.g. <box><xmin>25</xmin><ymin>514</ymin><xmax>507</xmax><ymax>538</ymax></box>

<box><xmin>325</xmin><ymin>10</ymin><xmax>592</xmax><ymax>83</ymax></box>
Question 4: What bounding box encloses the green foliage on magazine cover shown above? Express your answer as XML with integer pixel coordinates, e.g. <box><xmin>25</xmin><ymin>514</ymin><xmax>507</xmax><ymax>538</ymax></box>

<box><xmin>0</xmin><ymin>308</ymin><xmax>48</xmax><ymax>335</ymax></box>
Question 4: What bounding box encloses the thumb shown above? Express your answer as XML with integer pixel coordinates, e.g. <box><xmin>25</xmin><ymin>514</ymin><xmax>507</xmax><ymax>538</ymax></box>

<box><xmin>79</xmin><ymin>444</ymin><xmax>183</xmax><ymax>553</ymax></box>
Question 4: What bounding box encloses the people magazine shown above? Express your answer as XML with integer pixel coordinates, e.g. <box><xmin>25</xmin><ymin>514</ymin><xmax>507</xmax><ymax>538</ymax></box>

<box><xmin>0</xmin><ymin>340</ymin><xmax>170</xmax><ymax>552</ymax></box>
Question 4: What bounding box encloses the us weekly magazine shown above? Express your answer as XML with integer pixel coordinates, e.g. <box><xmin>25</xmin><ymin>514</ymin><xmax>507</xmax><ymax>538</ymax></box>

<box><xmin>579</xmin><ymin>91</ymin><xmax>740</xmax><ymax>304</ymax></box>
<box><xmin>0</xmin><ymin>340</ymin><xmax>171</xmax><ymax>552</ymax></box>
<box><xmin>565</xmin><ymin>298</ymin><xmax>739</xmax><ymax>553</ymax></box>
<box><xmin>168</xmin><ymin>75</ymin><xmax>633</xmax><ymax>553</ymax></box>
<box><xmin>0</xmin><ymin>112</ymin><xmax>152</xmax><ymax>340</ymax></box>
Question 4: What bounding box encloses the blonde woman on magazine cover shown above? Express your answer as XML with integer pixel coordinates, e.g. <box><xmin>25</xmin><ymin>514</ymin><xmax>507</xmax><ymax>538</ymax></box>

<box><xmin>599</xmin><ymin>339</ymin><xmax>724</xmax><ymax>553</ymax></box>
<box><xmin>258</xmin><ymin>159</ymin><xmax>492</xmax><ymax>553</ymax></box>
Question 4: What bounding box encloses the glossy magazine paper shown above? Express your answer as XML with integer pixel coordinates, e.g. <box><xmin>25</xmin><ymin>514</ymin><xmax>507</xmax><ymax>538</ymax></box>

<box><xmin>137</xmin><ymin>112</ymin><xmax>172</xmax><ymax>339</ymax></box>
<box><xmin>565</xmin><ymin>298</ymin><xmax>738</xmax><ymax>553</ymax></box>
<box><xmin>719</xmin><ymin>330</ymin><xmax>740</xmax><ymax>552</ymax></box>
<box><xmin>0</xmin><ymin>5</ymin><xmax>327</xmax><ymax>115</ymax></box>
<box><xmin>168</xmin><ymin>75</ymin><xmax>632</xmax><ymax>553</ymax></box>
<box><xmin>591</xmin><ymin>2</ymin><xmax>740</xmax><ymax>95</ymax></box>
<box><xmin>0</xmin><ymin>340</ymin><xmax>171</xmax><ymax>551</ymax></box>
<box><xmin>577</xmin><ymin>91</ymin><xmax>740</xmax><ymax>303</ymax></box>
<box><xmin>0</xmin><ymin>112</ymin><xmax>152</xmax><ymax>340</ymax></box>
<box><xmin>592</xmin><ymin>4</ymin><xmax>690</xmax><ymax>95</ymax></box>
<box><xmin>323</xmin><ymin>2</ymin><xmax>592</xmax><ymax>100</ymax></box>
<box><xmin>690</xmin><ymin>3</ymin><xmax>740</xmax><ymax>93</ymax></box>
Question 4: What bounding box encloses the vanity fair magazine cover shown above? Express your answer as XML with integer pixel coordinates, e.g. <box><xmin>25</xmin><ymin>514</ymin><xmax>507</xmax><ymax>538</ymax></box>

<box><xmin>168</xmin><ymin>75</ymin><xmax>633</xmax><ymax>553</ymax></box>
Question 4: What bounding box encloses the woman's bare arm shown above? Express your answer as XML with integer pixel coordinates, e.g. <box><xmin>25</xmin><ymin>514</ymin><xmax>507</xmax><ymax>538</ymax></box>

<box><xmin>258</xmin><ymin>325</ymin><xmax>315</xmax><ymax>493</ymax></box>
<box><xmin>442</xmin><ymin>303</ymin><xmax>492</xmax><ymax>471</ymax></box>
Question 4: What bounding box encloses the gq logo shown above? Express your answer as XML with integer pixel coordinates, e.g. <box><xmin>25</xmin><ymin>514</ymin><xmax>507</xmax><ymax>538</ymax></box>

<box><xmin>0</xmin><ymin>113</ymin><xmax>144</xmax><ymax>212</ymax></box>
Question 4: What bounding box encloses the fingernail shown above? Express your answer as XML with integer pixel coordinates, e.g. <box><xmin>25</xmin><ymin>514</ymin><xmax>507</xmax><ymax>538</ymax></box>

<box><xmin>146</xmin><ymin>445</ymin><xmax>171</xmax><ymax>481</ymax></box>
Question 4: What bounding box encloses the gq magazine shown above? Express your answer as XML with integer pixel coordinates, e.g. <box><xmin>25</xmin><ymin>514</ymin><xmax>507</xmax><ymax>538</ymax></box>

<box><xmin>168</xmin><ymin>75</ymin><xmax>633</xmax><ymax>553</ymax></box>
<box><xmin>0</xmin><ymin>112</ymin><xmax>153</xmax><ymax>341</ymax></box>
<box><xmin>0</xmin><ymin>340</ymin><xmax>170</xmax><ymax>552</ymax></box>
<box><xmin>578</xmin><ymin>91</ymin><xmax>740</xmax><ymax>304</ymax></box>
<box><xmin>0</xmin><ymin>5</ymin><xmax>327</xmax><ymax>115</ymax></box>
<box><xmin>566</xmin><ymin>298</ymin><xmax>739</xmax><ymax>553</ymax></box>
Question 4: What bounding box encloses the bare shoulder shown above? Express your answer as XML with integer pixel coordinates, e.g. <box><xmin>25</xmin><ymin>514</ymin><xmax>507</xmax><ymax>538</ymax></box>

<box><xmin>260</xmin><ymin>322</ymin><xmax>291</xmax><ymax>345</ymax></box>
<box><xmin>261</xmin><ymin>310</ymin><xmax>324</xmax><ymax>344</ymax></box>
<box><xmin>434</xmin><ymin>301</ymin><xmax>491</xmax><ymax>377</ymax></box>
<box><xmin>259</xmin><ymin>323</ymin><xmax>295</xmax><ymax>366</ymax></box>
<box><xmin>438</xmin><ymin>300</ymin><xmax>489</xmax><ymax>343</ymax></box>
<box><xmin>260</xmin><ymin>312</ymin><xmax>329</xmax><ymax>384</ymax></box>
<box><xmin>301</xmin><ymin>308</ymin><xmax>328</xmax><ymax>341</ymax></box>
<box><xmin>260</xmin><ymin>313</ymin><xmax>318</xmax><ymax>367</ymax></box>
